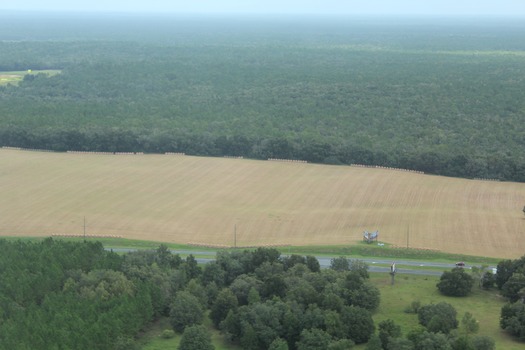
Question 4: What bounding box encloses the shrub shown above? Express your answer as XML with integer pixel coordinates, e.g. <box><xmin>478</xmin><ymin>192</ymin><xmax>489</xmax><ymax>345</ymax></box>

<box><xmin>481</xmin><ymin>271</ymin><xmax>495</xmax><ymax>289</ymax></box>
<box><xmin>161</xmin><ymin>329</ymin><xmax>175</xmax><ymax>339</ymax></box>
<box><xmin>418</xmin><ymin>302</ymin><xmax>458</xmax><ymax>334</ymax></box>
<box><xmin>437</xmin><ymin>267</ymin><xmax>474</xmax><ymax>296</ymax></box>
<box><xmin>328</xmin><ymin>339</ymin><xmax>355</xmax><ymax>349</ymax></box>
<box><xmin>268</xmin><ymin>337</ymin><xmax>289</xmax><ymax>350</ymax></box>
<box><xmin>404</xmin><ymin>300</ymin><xmax>421</xmax><ymax>314</ymax></box>
<box><xmin>471</xmin><ymin>335</ymin><xmax>495</xmax><ymax>350</ymax></box>
<box><xmin>296</xmin><ymin>328</ymin><xmax>332</xmax><ymax>350</ymax></box>
<box><xmin>378</xmin><ymin>319</ymin><xmax>401</xmax><ymax>349</ymax></box>
<box><xmin>178</xmin><ymin>325</ymin><xmax>214</xmax><ymax>350</ymax></box>
<box><xmin>500</xmin><ymin>302</ymin><xmax>525</xmax><ymax>340</ymax></box>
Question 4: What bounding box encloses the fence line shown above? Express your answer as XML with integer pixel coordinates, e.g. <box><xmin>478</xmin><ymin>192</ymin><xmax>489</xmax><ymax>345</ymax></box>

<box><xmin>267</xmin><ymin>158</ymin><xmax>307</xmax><ymax>164</ymax></box>
<box><xmin>2</xmin><ymin>147</ymin><xmax>469</xmax><ymax>178</ymax></box>
<box><xmin>52</xmin><ymin>234</ymin><xmax>122</xmax><ymax>238</ymax></box>
<box><xmin>188</xmin><ymin>241</ymin><xmax>291</xmax><ymax>249</ymax></box>
<box><xmin>351</xmin><ymin>164</ymin><xmax>424</xmax><ymax>174</ymax></box>
<box><xmin>66</xmin><ymin>151</ymin><xmax>145</xmax><ymax>155</ymax></box>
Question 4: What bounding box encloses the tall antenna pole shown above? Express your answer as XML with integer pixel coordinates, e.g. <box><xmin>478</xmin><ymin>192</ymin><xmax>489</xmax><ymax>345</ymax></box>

<box><xmin>84</xmin><ymin>216</ymin><xmax>86</xmax><ymax>242</ymax></box>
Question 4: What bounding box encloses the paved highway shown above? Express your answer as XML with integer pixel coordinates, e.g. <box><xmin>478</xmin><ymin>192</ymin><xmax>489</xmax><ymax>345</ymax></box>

<box><xmin>108</xmin><ymin>248</ymin><xmax>492</xmax><ymax>276</ymax></box>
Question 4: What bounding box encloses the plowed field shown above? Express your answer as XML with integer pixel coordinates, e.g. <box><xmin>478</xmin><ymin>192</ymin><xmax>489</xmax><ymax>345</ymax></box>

<box><xmin>2</xmin><ymin>149</ymin><xmax>524</xmax><ymax>258</ymax></box>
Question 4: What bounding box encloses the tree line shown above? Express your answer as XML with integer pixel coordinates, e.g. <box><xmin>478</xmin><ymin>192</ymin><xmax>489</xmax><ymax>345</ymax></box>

<box><xmin>1</xmin><ymin>126</ymin><xmax>524</xmax><ymax>182</ymax></box>
<box><xmin>1</xmin><ymin>18</ymin><xmax>525</xmax><ymax>182</ymax></box>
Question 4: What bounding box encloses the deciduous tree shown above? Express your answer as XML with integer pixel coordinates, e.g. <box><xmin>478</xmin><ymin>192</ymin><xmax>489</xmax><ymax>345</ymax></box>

<box><xmin>169</xmin><ymin>291</ymin><xmax>204</xmax><ymax>332</ymax></box>
<box><xmin>210</xmin><ymin>288</ymin><xmax>238</xmax><ymax>327</ymax></box>
<box><xmin>437</xmin><ymin>268</ymin><xmax>474</xmax><ymax>297</ymax></box>
<box><xmin>418</xmin><ymin>302</ymin><xmax>458</xmax><ymax>334</ymax></box>
<box><xmin>178</xmin><ymin>325</ymin><xmax>214</xmax><ymax>350</ymax></box>
<box><xmin>378</xmin><ymin>319</ymin><xmax>402</xmax><ymax>349</ymax></box>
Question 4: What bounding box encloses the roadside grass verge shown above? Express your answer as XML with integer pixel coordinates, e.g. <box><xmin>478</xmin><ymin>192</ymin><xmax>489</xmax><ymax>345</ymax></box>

<box><xmin>0</xmin><ymin>236</ymin><xmax>502</xmax><ymax>265</ymax></box>
<box><xmin>285</xmin><ymin>241</ymin><xmax>501</xmax><ymax>265</ymax></box>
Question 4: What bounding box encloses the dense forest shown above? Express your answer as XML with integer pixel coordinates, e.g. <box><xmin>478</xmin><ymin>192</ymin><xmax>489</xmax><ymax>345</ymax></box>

<box><xmin>1</xmin><ymin>13</ymin><xmax>525</xmax><ymax>181</ymax></box>
<box><xmin>0</xmin><ymin>239</ymin><xmax>377</xmax><ymax>349</ymax></box>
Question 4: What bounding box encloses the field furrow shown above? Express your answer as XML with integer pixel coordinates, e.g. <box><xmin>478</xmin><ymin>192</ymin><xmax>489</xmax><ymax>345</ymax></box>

<box><xmin>2</xmin><ymin>149</ymin><xmax>525</xmax><ymax>258</ymax></box>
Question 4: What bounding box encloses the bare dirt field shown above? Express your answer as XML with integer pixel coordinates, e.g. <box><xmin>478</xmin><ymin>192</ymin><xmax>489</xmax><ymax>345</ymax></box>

<box><xmin>1</xmin><ymin>148</ymin><xmax>524</xmax><ymax>258</ymax></box>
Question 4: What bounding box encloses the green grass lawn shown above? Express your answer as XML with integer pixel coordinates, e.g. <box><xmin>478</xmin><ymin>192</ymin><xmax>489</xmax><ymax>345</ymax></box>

<box><xmin>138</xmin><ymin>316</ymin><xmax>241</xmax><ymax>350</ymax></box>
<box><xmin>2</xmin><ymin>236</ymin><xmax>501</xmax><ymax>265</ymax></box>
<box><xmin>365</xmin><ymin>273</ymin><xmax>523</xmax><ymax>350</ymax></box>
<box><xmin>138</xmin><ymin>274</ymin><xmax>523</xmax><ymax>350</ymax></box>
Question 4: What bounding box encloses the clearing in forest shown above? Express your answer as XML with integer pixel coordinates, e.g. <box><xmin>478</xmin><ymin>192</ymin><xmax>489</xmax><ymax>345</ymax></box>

<box><xmin>1</xmin><ymin>149</ymin><xmax>524</xmax><ymax>258</ymax></box>
<box><xmin>0</xmin><ymin>70</ymin><xmax>61</xmax><ymax>86</ymax></box>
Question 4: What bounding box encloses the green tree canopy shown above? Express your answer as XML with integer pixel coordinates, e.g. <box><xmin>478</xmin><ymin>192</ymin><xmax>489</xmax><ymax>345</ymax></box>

<box><xmin>268</xmin><ymin>337</ymin><xmax>289</xmax><ymax>350</ymax></box>
<box><xmin>418</xmin><ymin>302</ymin><xmax>458</xmax><ymax>334</ymax></box>
<box><xmin>178</xmin><ymin>325</ymin><xmax>214</xmax><ymax>350</ymax></box>
<box><xmin>500</xmin><ymin>301</ymin><xmax>525</xmax><ymax>341</ymax></box>
<box><xmin>169</xmin><ymin>291</ymin><xmax>204</xmax><ymax>332</ymax></box>
<box><xmin>437</xmin><ymin>267</ymin><xmax>474</xmax><ymax>297</ymax></box>
<box><xmin>296</xmin><ymin>328</ymin><xmax>332</xmax><ymax>350</ymax></box>
<box><xmin>210</xmin><ymin>288</ymin><xmax>238</xmax><ymax>327</ymax></box>
<box><xmin>378</xmin><ymin>319</ymin><xmax>402</xmax><ymax>349</ymax></box>
<box><xmin>501</xmin><ymin>273</ymin><xmax>525</xmax><ymax>303</ymax></box>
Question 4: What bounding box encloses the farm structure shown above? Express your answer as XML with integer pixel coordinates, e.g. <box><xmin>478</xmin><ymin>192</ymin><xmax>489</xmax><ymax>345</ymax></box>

<box><xmin>363</xmin><ymin>230</ymin><xmax>379</xmax><ymax>243</ymax></box>
<box><xmin>1</xmin><ymin>148</ymin><xmax>525</xmax><ymax>258</ymax></box>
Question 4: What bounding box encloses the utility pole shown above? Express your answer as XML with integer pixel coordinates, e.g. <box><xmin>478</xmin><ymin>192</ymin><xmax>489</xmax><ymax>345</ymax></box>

<box><xmin>83</xmin><ymin>216</ymin><xmax>86</xmax><ymax>242</ymax></box>
<box><xmin>406</xmin><ymin>224</ymin><xmax>409</xmax><ymax>249</ymax></box>
<box><xmin>234</xmin><ymin>224</ymin><xmax>237</xmax><ymax>248</ymax></box>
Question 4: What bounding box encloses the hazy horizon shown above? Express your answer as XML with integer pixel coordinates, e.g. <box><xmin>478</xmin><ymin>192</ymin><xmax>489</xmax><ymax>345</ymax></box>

<box><xmin>2</xmin><ymin>0</ymin><xmax>525</xmax><ymax>17</ymax></box>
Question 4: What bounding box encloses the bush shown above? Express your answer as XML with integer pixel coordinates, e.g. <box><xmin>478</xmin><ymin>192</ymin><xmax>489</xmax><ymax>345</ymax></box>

<box><xmin>268</xmin><ymin>337</ymin><xmax>289</xmax><ymax>350</ymax></box>
<box><xmin>413</xmin><ymin>331</ymin><xmax>451</xmax><ymax>349</ymax></box>
<box><xmin>437</xmin><ymin>267</ymin><xmax>474</xmax><ymax>296</ymax></box>
<box><xmin>500</xmin><ymin>302</ymin><xmax>525</xmax><ymax>340</ymax></box>
<box><xmin>178</xmin><ymin>325</ymin><xmax>214</xmax><ymax>350</ymax></box>
<box><xmin>378</xmin><ymin>319</ymin><xmax>401</xmax><ymax>349</ymax></box>
<box><xmin>328</xmin><ymin>339</ymin><xmax>355</xmax><ymax>349</ymax></box>
<box><xmin>481</xmin><ymin>271</ymin><xmax>495</xmax><ymax>289</ymax></box>
<box><xmin>364</xmin><ymin>334</ymin><xmax>382</xmax><ymax>350</ymax></box>
<box><xmin>114</xmin><ymin>337</ymin><xmax>139</xmax><ymax>350</ymax></box>
<box><xmin>471</xmin><ymin>335</ymin><xmax>495</xmax><ymax>350</ymax></box>
<box><xmin>418</xmin><ymin>302</ymin><xmax>458</xmax><ymax>334</ymax></box>
<box><xmin>404</xmin><ymin>300</ymin><xmax>421</xmax><ymax>314</ymax></box>
<box><xmin>296</xmin><ymin>328</ymin><xmax>332</xmax><ymax>350</ymax></box>
<box><xmin>161</xmin><ymin>329</ymin><xmax>175</xmax><ymax>339</ymax></box>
